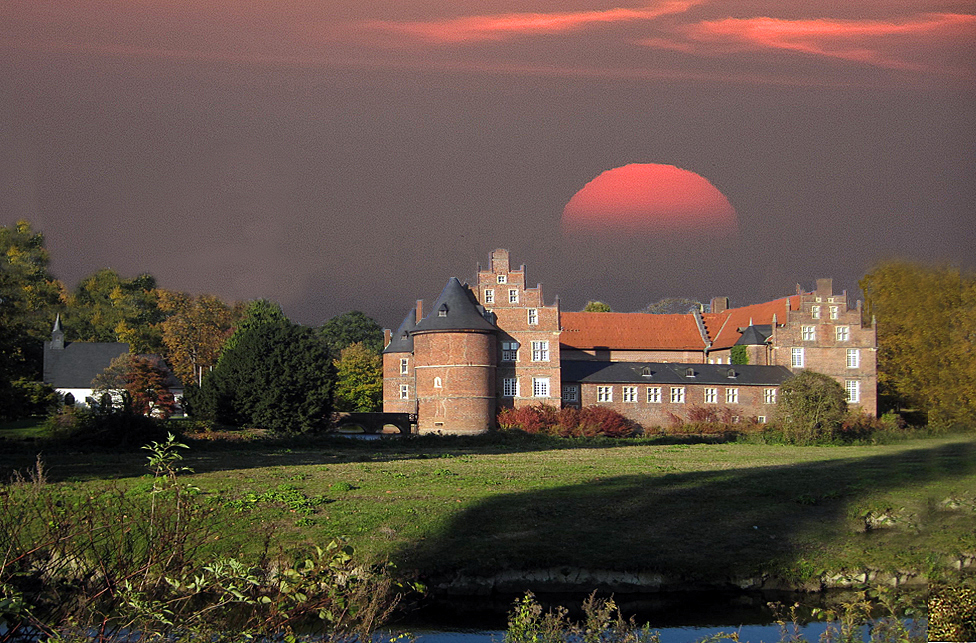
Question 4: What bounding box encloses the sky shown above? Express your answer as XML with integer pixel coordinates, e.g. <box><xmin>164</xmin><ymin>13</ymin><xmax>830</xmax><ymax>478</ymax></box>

<box><xmin>1</xmin><ymin>0</ymin><xmax>974</xmax><ymax>329</ymax></box>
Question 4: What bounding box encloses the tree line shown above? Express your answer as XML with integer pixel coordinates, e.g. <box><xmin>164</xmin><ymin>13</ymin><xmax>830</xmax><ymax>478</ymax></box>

<box><xmin>1</xmin><ymin>220</ymin><xmax>384</xmax><ymax>428</ymax></box>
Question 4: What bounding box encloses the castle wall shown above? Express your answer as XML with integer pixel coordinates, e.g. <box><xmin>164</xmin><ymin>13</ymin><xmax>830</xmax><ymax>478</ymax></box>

<box><xmin>413</xmin><ymin>331</ymin><xmax>496</xmax><ymax>434</ymax></box>
<box><xmin>382</xmin><ymin>352</ymin><xmax>415</xmax><ymax>414</ymax></box>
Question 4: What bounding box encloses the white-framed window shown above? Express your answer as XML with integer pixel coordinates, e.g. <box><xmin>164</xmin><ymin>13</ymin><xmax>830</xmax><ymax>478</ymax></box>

<box><xmin>647</xmin><ymin>387</ymin><xmax>661</xmax><ymax>403</ymax></box>
<box><xmin>811</xmin><ymin>305</ymin><xmax>820</xmax><ymax>319</ymax></box>
<box><xmin>531</xmin><ymin>340</ymin><xmax>549</xmax><ymax>362</ymax></box>
<box><xmin>791</xmin><ymin>347</ymin><xmax>805</xmax><ymax>368</ymax></box>
<box><xmin>527</xmin><ymin>308</ymin><xmax>538</xmax><ymax>325</ymax></box>
<box><xmin>497</xmin><ymin>274</ymin><xmax>507</xmax><ymax>284</ymax></box>
<box><xmin>501</xmin><ymin>341</ymin><xmax>519</xmax><ymax>361</ymax></box>
<box><xmin>399</xmin><ymin>358</ymin><xmax>409</xmax><ymax>375</ymax></box>
<box><xmin>764</xmin><ymin>388</ymin><xmax>777</xmax><ymax>404</ymax></box>
<box><xmin>509</xmin><ymin>289</ymin><xmax>519</xmax><ymax>304</ymax></box>
<box><xmin>731</xmin><ymin>416</ymin><xmax>740</xmax><ymax>424</ymax></box>
<box><xmin>670</xmin><ymin>387</ymin><xmax>685</xmax><ymax>403</ymax></box>
<box><xmin>532</xmin><ymin>377</ymin><xmax>550</xmax><ymax>398</ymax></box>
<box><xmin>757</xmin><ymin>416</ymin><xmax>767</xmax><ymax>424</ymax></box>
<box><xmin>836</xmin><ymin>326</ymin><xmax>850</xmax><ymax>341</ymax></box>
<box><xmin>847</xmin><ymin>348</ymin><xmax>860</xmax><ymax>368</ymax></box>
<box><xmin>503</xmin><ymin>378</ymin><xmax>518</xmax><ymax>397</ymax></box>
<box><xmin>622</xmin><ymin>386</ymin><xmax>638</xmax><ymax>402</ymax></box>
<box><xmin>704</xmin><ymin>388</ymin><xmax>717</xmax><ymax>404</ymax></box>
<box><xmin>830</xmin><ymin>306</ymin><xmax>839</xmax><ymax>320</ymax></box>
<box><xmin>399</xmin><ymin>384</ymin><xmax>409</xmax><ymax>399</ymax></box>
<box><xmin>433</xmin><ymin>377</ymin><xmax>443</xmax><ymax>388</ymax></box>
<box><xmin>845</xmin><ymin>379</ymin><xmax>860</xmax><ymax>403</ymax></box>
<box><xmin>726</xmin><ymin>388</ymin><xmax>739</xmax><ymax>404</ymax></box>
<box><xmin>561</xmin><ymin>384</ymin><xmax>578</xmax><ymax>402</ymax></box>
<box><xmin>802</xmin><ymin>326</ymin><xmax>816</xmax><ymax>341</ymax></box>
<box><xmin>597</xmin><ymin>386</ymin><xmax>613</xmax><ymax>403</ymax></box>
<box><xmin>484</xmin><ymin>289</ymin><xmax>494</xmax><ymax>304</ymax></box>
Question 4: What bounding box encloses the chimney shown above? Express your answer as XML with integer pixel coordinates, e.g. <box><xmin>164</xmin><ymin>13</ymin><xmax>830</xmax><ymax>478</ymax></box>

<box><xmin>415</xmin><ymin>299</ymin><xmax>423</xmax><ymax>322</ymax></box>
<box><xmin>816</xmin><ymin>278</ymin><xmax>833</xmax><ymax>298</ymax></box>
<box><xmin>383</xmin><ymin>329</ymin><xmax>392</xmax><ymax>347</ymax></box>
<box><xmin>710</xmin><ymin>297</ymin><xmax>729</xmax><ymax>314</ymax></box>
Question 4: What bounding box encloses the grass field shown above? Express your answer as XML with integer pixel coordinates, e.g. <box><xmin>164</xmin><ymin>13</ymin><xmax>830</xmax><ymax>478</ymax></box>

<box><xmin>2</xmin><ymin>430</ymin><xmax>974</xmax><ymax>590</ymax></box>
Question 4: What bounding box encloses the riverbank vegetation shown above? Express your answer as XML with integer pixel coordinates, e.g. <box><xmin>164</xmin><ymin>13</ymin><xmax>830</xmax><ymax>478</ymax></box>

<box><xmin>2</xmin><ymin>428</ymin><xmax>974</xmax><ymax>638</ymax></box>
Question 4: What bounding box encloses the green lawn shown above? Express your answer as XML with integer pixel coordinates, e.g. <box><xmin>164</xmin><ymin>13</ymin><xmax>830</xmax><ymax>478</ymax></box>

<box><xmin>2</xmin><ymin>433</ymin><xmax>974</xmax><ymax>589</ymax></box>
<box><xmin>0</xmin><ymin>417</ymin><xmax>49</xmax><ymax>439</ymax></box>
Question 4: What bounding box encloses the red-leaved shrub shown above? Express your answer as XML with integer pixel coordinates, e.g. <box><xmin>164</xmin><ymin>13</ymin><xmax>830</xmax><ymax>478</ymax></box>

<box><xmin>498</xmin><ymin>404</ymin><xmax>636</xmax><ymax>438</ymax></box>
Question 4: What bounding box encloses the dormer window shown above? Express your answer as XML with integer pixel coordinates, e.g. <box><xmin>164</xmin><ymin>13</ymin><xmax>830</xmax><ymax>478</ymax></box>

<box><xmin>497</xmin><ymin>274</ymin><xmax>507</xmax><ymax>284</ymax></box>
<box><xmin>727</xmin><ymin>368</ymin><xmax>737</xmax><ymax>379</ymax></box>
<box><xmin>685</xmin><ymin>367</ymin><xmax>696</xmax><ymax>378</ymax></box>
<box><xmin>641</xmin><ymin>367</ymin><xmax>652</xmax><ymax>377</ymax></box>
<box><xmin>438</xmin><ymin>305</ymin><xmax>448</xmax><ymax>317</ymax></box>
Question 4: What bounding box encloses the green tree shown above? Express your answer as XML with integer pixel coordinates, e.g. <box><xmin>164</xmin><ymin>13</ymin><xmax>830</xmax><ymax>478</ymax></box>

<box><xmin>319</xmin><ymin>310</ymin><xmax>384</xmax><ymax>355</ymax></box>
<box><xmin>64</xmin><ymin>269</ymin><xmax>164</xmax><ymax>353</ymax></box>
<box><xmin>219</xmin><ymin>299</ymin><xmax>287</xmax><ymax>358</ymax></box>
<box><xmin>861</xmin><ymin>261</ymin><xmax>976</xmax><ymax>426</ymax></box>
<box><xmin>333</xmin><ymin>342</ymin><xmax>382</xmax><ymax>412</ymax></box>
<box><xmin>159</xmin><ymin>291</ymin><xmax>242</xmax><ymax>386</ymax></box>
<box><xmin>582</xmin><ymin>301</ymin><xmax>612</xmax><ymax>313</ymax></box>
<box><xmin>92</xmin><ymin>353</ymin><xmax>178</xmax><ymax>419</ymax></box>
<box><xmin>199</xmin><ymin>316</ymin><xmax>335</xmax><ymax>433</ymax></box>
<box><xmin>775</xmin><ymin>370</ymin><xmax>848</xmax><ymax>444</ymax></box>
<box><xmin>0</xmin><ymin>220</ymin><xmax>64</xmax><ymax>380</ymax></box>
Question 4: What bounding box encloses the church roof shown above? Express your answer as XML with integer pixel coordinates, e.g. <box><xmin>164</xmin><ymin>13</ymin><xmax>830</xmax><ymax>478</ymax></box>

<box><xmin>560</xmin><ymin>312</ymin><xmax>706</xmax><ymax>351</ymax></box>
<box><xmin>383</xmin><ymin>308</ymin><xmax>417</xmax><ymax>354</ymax></box>
<box><xmin>411</xmin><ymin>278</ymin><xmax>497</xmax><ymax>334</ymax></box>
<box><xmin>43</xmin><ymin>341</ymin><xmax>130</xmax><ymax>388</ymax></box>
<box><xmin>561</xmin><ymin>360</ymin><xmax>793</xmax><ymax>386</ymax></box>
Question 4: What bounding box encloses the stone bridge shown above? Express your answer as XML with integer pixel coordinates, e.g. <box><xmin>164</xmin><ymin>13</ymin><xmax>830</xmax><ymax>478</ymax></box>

<box><xmin>331</xmin><ymin>412</ymin><xmax>417</xmax><ymax>435</ymax></box>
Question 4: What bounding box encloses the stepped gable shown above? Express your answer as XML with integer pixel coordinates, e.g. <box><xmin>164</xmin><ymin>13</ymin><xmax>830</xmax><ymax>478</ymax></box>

<box><xmin>703</xmin><ymin>295</ymin><xmax>800</xmax><ymax>350</ymax></box>
<box><xmin>560</xmin><ymin>312</ymin><xmax>706</xmax><ymax>351</ymax></box>
<box><xmin>411</xmin><ymin>278</ymin><xmax>497</xmax><ymax>334</ymax></box>
<box><xmin>382</xmin><ymin>308</ymin><xmax>417</xmax><ymax>354</ymax></box>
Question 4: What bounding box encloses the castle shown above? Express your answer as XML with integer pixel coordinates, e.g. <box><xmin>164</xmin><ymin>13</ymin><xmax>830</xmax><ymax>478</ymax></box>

<box><xmin>383</xmin><ymin>249</ymin><xmax>876</xmax><ymax>434</ymax></box>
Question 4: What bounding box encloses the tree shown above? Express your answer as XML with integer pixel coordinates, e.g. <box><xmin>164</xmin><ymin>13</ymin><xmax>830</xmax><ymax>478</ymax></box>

<box><xmin>582</xmin><ymin>301</ymin><xmax>612</xmax><ymax>313</ymax></box>
<box><xmin>333</xmin><ymin>342</ymin><xmax>382</xmax><ymax>412</ymax></box>
<box><xmin>775</xmin><ymin>370</ymin><xmax>848</xmax><ymax>444</ymax></box>
<box><xmin>64</xmin><ymin>269</ymin><xmax>164</xmax><ymax>353</ymax></box>
<box><xmin>219</xmin><ymin>299</ymin><xmax>287</xmax><ymax>358</ymax></box>
<box><xmin>641</xmin><ymin>297</ymin><xmax>702</xmax><ymax>314</ymax></box>
<box><xmin>92</xmin><ymin>353</ymin><xmax>178</xmax><ymax>419</ymax></box>
<box><xmin>198</xmin><ymin>316</ymin><xmax>335</xmax><ymax>433</ymax></box>
<box><xmin>158</xmin><ymin>291</ymin><xmax>242</xmax><ymax>386</ymax></box>
<box><xmin>861</xmin><ymin>261</ymin><xmax>976</xmax><ymax>425</ymax></box>
<box><xmin>319</xmin><ymin>310</ymin><xmax>384</xmax><ymax>355</ymax></box>
<box><xmin>0</xmin><ymin>220</ymin><xmax>64</xmax><ymax>381</ymax></box>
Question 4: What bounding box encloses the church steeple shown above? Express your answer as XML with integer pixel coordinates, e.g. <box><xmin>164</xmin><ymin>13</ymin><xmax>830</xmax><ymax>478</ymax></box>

<box><xmin>51</xmin><ymin>314</ymin><xmax>65</xmax><ymax>350</ymax></box>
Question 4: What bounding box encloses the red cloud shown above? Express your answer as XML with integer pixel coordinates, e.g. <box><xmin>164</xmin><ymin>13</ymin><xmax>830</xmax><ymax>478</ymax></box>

<box><xmin>359</xmin><ymin>1</ymin><xmax>698</xmax><ymax>44</ymax></box>
<box><xmin>649</xmin><ymin>13</ymin><xmax>976</xmax><ymax>72</ymax></box>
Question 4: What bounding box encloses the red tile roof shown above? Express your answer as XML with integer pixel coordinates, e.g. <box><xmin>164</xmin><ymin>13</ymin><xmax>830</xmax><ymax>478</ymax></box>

<box><xmin>560</xmin><ymin>312</ymin><xmax>707</xmax><ymax>351</ymax></box>
<box><xmin>560</xmin><ymin>295</ymin><xmax>802</xmax><ymax>352</ymax></box>
<box><xmin>703</xmin><ymin>295</ymin><xmax>800</xmax><ymax>349</ymax></box>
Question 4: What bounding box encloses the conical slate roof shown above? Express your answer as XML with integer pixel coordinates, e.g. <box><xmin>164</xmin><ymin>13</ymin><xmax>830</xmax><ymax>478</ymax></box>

<box><xmin>382</xmin><ymin>308</ymin><xmax>417</xmax><ymax>354</ymax></box>
<box><xmin>734</xmin><ymin>324</ymin><xmax>773</xmax><ymax>346</ymax></box>
<box><xmin>412</xmin><ymin>278</ymin><xmax>497</xmax><ymax>334</ymax></box>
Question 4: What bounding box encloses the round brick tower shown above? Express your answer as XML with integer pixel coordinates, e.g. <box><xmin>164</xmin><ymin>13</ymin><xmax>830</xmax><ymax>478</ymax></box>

<box><xmin>411</xmin><ymin>278</ymin><xmax>497</xmax><ymax>435</ymax></box>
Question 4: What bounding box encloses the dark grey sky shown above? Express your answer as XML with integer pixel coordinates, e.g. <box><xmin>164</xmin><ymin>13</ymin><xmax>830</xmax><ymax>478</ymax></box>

<box><xmin>2</xmin><ymin>1</ymin><xmax>973</xmax><ymax>328</ymax></box>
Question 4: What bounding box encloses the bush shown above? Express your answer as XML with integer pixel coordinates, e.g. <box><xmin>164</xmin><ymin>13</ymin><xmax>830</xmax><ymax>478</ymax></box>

<box><xmin>44</xmin><ymin>404</ymin><xmax>169</xmax><ymax>448</ymax></box>
<box><xmin>776</xmin><ymin>370</ymin><xmax>848</xmax><ymax>444</ymax></box>
<box><xmin>497</xmin><ymin>404</ymin><xmax>637</xmax><ymax>438</ymax></box>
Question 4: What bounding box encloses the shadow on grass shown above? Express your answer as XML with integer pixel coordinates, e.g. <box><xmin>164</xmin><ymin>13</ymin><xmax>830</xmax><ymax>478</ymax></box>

<box><xmin>392</xmin><ymin>440</ymin><xmax>976</xmax><ymax>586</ymax></box>
<box><xmin>0</xmin><ymin>430</ymin><xmax>739</xmax><ymax>482</ymax></box>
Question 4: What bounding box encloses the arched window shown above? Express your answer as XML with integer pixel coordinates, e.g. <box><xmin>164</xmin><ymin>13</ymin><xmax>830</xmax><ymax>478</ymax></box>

<box><xmin>433</xmin><ymin>377</ymin><xmax>442</xmax><ymax>388</ymax></box>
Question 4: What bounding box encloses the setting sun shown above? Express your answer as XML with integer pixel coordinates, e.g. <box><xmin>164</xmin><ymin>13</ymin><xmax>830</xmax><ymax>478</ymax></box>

<box><xmin>562</xmin><ymin>163</ymin><xmax>738</xmax><ymax>237</ymax></box>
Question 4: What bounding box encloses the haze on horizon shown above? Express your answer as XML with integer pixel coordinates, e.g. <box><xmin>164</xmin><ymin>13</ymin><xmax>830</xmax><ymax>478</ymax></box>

<box><xmin>1</xmin><ymin>0</ymin><xmax>973</xmax><ymax>329</ymax></box>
